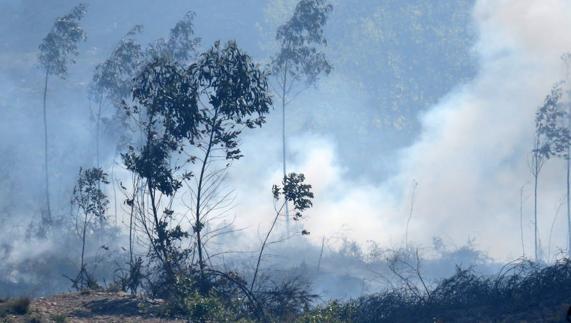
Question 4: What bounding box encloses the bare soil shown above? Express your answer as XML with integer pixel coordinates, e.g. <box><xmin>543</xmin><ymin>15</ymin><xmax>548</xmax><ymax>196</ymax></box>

<box><xmin>1</xmin><ymin>291</ymin><xmax>184</xmax><ymax>323</ymax></box>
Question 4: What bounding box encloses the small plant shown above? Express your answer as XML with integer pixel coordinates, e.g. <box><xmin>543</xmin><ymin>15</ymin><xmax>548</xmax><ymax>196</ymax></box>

<box><xmin>0</xmin><ymin>297</ymin><xmax>31</xmax><ymax>317</ymax></box>
<box><xmin>251</xmin><ymin>173</ymin><xmax>315</xmax><ymax>292</ymax></box>
<box><xmin>51</xmin><ymin>314</ymin><xmax>68</xmax><ymax>323</ymax></box>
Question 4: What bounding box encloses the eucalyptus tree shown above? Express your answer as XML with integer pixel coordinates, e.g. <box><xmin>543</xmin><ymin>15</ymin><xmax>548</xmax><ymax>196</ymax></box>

<box><xmin>37</xmin><ymin>3</ymin><xmax>87</xmax><ymax>227</ymax></box>
<box><xmin>538</xmin><ymin>76</ymin><xmax>571</xmax><ymax>255</ymax></box>
<box><xmin>122</xmin><ymin>39</ymin><xmax>271</xmax><ymax>290</ymax></box>
<box><xmin>122</xmin><ymin>56</ymin><xmax>198</xmax><ymax>291</ymax></box>
<box><xmin>91</xmin><ymin>13</ymin><xmax>200</xmax><ymax>272</ymax></box>
<box><xmin>90</xmin><ymin>26</ymin><xmax>144</xmax><ymax>168</ymax></box>
<box><xmin>251</xmin><ymin>173</ymin><xmax>314</xmax><ymax>292</ymax></box>
<box><xmin>71</xmin><ymin>167</ymin><xmax>109</xmax><ymax>290</ymax></box>
<box><xmin>146</xmin><ymin>11</ymin><xmax>201</xmax><ymax>64</ymax></box>
<box><xmin>271</xmin><ymin>0</ymin><xmax>332</xmax><ymax>232</ymax></box>
<box><xmin>189</xmin><ymin>40</ymin><xmax>272</xmax><ymax>275</ymax></box>
<box><xmin>533</xmin><ymin>83</ymin><xmax>566</xmax><ymax>261</ymax></box>
<box><xmin>91</xmin><ymin>12</ymin><xmax>201</xmax><ymax>167</ymax></box>
<box><xmin>561</xmin><ymin>53</ymin><xmax>571</xmax><ymax>257</ymax></box>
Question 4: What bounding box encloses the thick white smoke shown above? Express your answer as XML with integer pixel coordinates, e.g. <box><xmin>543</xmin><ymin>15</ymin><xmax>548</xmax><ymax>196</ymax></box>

<box><xmin>231</xmin><ymin>0</ymin><xmax>571</xmax><ymax>261</ymax></box>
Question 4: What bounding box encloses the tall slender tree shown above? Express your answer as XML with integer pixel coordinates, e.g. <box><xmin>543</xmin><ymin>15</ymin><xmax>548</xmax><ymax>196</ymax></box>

<box><xmin>38</xmin><ymin>4</ymin><xmax>87</xmax><ymax>227</ymax></box>
<box><xmin>271</xmin><ymin>0</ymin><xmax>332</xmax><ymax>233</ymax></box>
<box><xmin>250</xmin><ymin>173</ymin><xmax>314</xmax><ymax>291</ymax></box>
<box><xmin>90</xmin><ymin>25</ymin><xmax>144</xmax><ymax>168</ymax></box>
<box><xmin>533</xmin><ymin>83</ymin><xmax>567</xmax><ymax>261</ymax></box>
<box><xmin>71</xmin><ymin>167</ymin><xmax>109</xmax><ymax>290</ymax></box>
<box><xmin>189</xmin><ymin>40</ymin><xmax>272</xmax><ymax>276</ymax></box>
<box><xmin>562</xmin><ymin>53</ymin><xmax>571</xmax><ymax>257</ymax></box>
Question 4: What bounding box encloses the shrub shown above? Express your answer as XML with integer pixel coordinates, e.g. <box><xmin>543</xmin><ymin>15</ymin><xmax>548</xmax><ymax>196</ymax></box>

<box><xmin>0</xmin><ymin>297</ymin><xmax>31</xmax><ymax>316</ymax></box>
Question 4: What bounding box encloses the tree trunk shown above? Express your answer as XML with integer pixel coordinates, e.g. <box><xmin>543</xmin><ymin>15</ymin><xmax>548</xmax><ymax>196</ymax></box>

<box><xmin>147</xmin><ymin>180</ymin><xmax>175</xmax><ymax>284</ymax></box>
<box><xmin>251</xmin><ymin>201</ymin><xmax>286</xmax><ymax>291</ymax></box>
<box><xmin>81</xmin><ymin>211</ymin><xmax>88</xmax><ymax>272</ymax></box>
<box><xmin>520</xmin><ymin>184</ymin><xmax>526</xmax><ymax>258</ymax></box>
<box><xmin>42</xmin><ymin>69</ymin><xmax>52</xmax><ymax>227</ymax></box>
<box><xmin>96</xmin><ymin>99</ymin><xmax>102</xmax><ymax>169</ymax></box>
<box><xmin>317</xmin><ymin>236</ymin><xmax>325</xmax><ymax>273</ymax></box>
<box><xmin>534</xmin><ymin>153</ymin><xmax>539</xmax><ymax>262</ymax></box>
<box><xmin>281</xmin><ymin>66</ymin><xmax>290</xmax><ymax>237</ymax></box>
<box><xmin>567</xmin><ymin>133</ymin><xmax>571</xmax><ymax>258</ymax></box>
<box><xmin>129</xmin><ymin>176</ymin><xmax>136</xmax><ymax>267</ymax></box>
<box><xmin>195</xmin><ymin>108</ymin><xmax>219</xmax><ymax>275</ymax></box>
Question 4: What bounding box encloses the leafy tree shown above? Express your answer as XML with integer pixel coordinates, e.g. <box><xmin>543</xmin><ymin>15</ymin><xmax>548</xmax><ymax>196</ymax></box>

<box><xmin>146</xmin><ymin>11</ymin><xmax>201</xmax><ymax>64</ymax></box>
<box><xmin>92</xmin><ymin>13</ymin><xmax>200</xmax><ymax>277</ymax></box>
<box><xmin>71</xmin><ymin>167</ymin><xmax>109</xmax><ymax>290</ymax></box>
<box><xmin>251</xmin><ymin>173</ymin><xmax>314</xmax><ymax>292</ymax></box>
<box><xmin>122</xmin><ymin>56</ymin><xmax>198</xmax><ymax>293</ymax></box>
<box><xmin>90</xmin><ymin>25</ymin><xmax>144</xmax><ymax>167</ymax></box>
<box><xmin>532</xmin><ymin>83</ymin><xmax>566</xmax><ymax>261</ymax></box>
<box><xmin>272</xmin><ymin>0</ymin><xmax>332</xmax><ymax>232</ymax></box>
<box><xmin>38</xmin><ymin>4</ymin><xmax>87</xmax><ymax>227</ymax></box>
<box><xmin>122</xmin><ymin>38</ymin><xmax>272</xmax><ymax>298</ymax></box>
<box><xmin>189</xmin><ymin>40</ymin><xmax>272</xmax><ymax>276</ymax></box>
<box><xmin>561</xmin><ymin>53</ymin><xmax>571</xmax><ymax>257</ymax></box>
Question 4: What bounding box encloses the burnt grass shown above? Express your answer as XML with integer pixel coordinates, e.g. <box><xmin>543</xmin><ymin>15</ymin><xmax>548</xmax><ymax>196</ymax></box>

<box><xmin>303</xmin><ymin>258</ymin><xmax>571</xmax><ymax>322</ymax></box>
<box><xmin>2</xmin><ymin>259</ymin><xmax>571</xmax><ymax>322</ymax></box>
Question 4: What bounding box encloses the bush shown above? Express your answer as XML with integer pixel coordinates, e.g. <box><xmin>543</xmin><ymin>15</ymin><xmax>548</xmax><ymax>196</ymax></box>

<box><xmin>300</xmin><ymin>258</ymin><xmax>571</xmax><ymax>322</ymax></box>
<box><xmin>0</xmin><ymin>297</ymin><xmax>31</xmax><ymax>316</ymax></box>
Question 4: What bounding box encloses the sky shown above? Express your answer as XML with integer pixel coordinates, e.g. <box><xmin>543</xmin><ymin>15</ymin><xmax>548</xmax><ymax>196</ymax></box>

<box><xmin>1</xmin><ymin>0</ymin><xmax>571</xmax><ymax>284</ymax></box>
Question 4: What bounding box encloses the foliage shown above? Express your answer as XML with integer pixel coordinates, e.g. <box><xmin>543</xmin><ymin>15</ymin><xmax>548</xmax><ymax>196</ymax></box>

<box><xmin>257</xmin><ymin>277</ymin><xmax>317</xmax><ymax>321</ymax></box>
<box><xmin>90</xmin><ymin>25</ymin><xmax>144</xmax><ymax>105</ymax></box>
<box><xmin>147</xmin><ymin>11</ymin><xmax>201</xmax><ymax>63</ymax></box>
<box><xmin>70</xmin><ymin>167</ymin><xmax>109</xmax><ymax>291</ymax></box>
<box><xmin>274</xmin><ymin>173</ymin><xmax>314</xmax><ymax>221</ymax></box>
<box><xmin>121</xmin><ymin>56</ymin><xmax>197</xmax><ymax>289</ymax></box>
<box><xmin>193</xmin><ymin>40</ymin><xmax>271</xmax><ymax>135</ymax></box>
<box><xmin>302</xmin><ymin>258</ymin><xmax>571</xmax><ymax>322</ymax></box>
<box><xmin>251</xmin><ymin>173</ymin><xmax>315</xmax><ymax>294</ymax></box>
<box><xmin>273</xmin><ymin>0</ymin><xmax>333</xmax><ymax>84</ymax></box>
<box><xmin>110</xmin><ymin>257</ymin><xmax>145</xmax><ymax>294</ymax></box>
<box><xmin>535</xmin><ymin>82</ymin><xmax>569</xmax><ymax>160</ymax></box>
<box><xmin>72</xmin><ymin>168</ymin><xmax>110</xmax><ymax>223</ymax></box>
<box><xmin>120</xmin><ymin>39</ymin><xmax>272</xmax><ymax>303</ymax></box>
<box><xmin>188</xmin><ymin>40</ymin><xmax>272</xmax><ymax>274</ymax></box>
<box><xmin>38</xmin><ymin>3</ymin><xmax>87</xmax><ymax>77</ymax></box>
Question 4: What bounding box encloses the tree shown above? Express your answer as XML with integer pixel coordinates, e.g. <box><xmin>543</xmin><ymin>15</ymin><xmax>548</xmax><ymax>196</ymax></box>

<box><xmin>92</xmin><ymin>13</ymin><xmax>200</xmax><ymax>278</ymax></box>
<box><xmin>188</xmin><ymin>40</ymin><xmax>272</xmax><ymax>276</ymax></box>
<box><xmin>38</xmin><ymin>3</ymin><xmax>87</xmax><ymax>227</ymax></box>
<box><xmin>562</xmin><ymin>53</ymin><xmax>571</xmax><ymax>258</ymax></box>
<box><xmin>250</xmin><ymin>173</ymin><xmax>314</xmax><ymax>292</ymax></box>
<box><xmin>122</xmin><ymin>39</ymin><xmax>272</xmax><ymax>297</ymax></box>
<box><xmin>90</xmin><ymin>25</ymin><xmax>144</xmax><ymax>168</ymax></box>
<box><xmin>271</xmin><ymin>0</ymin><xmax>332</xmax><ymax>233</ymax></box>
<box><xmin>533</xmin><ymin>83</ymin><xmax>566</xmax><ymax>261</ymax></box>
<box><xmin>71</xmin><ymin>167</ymin><xmax>109</xmax><ymax>290</ymax></box>
<box><xmin>146</xmin><ymin>11</ymin><xmax>201</xmax><ymax>64</ymax></box>
<box><xmin>122</xmin><ymin>56</ymin><xmax>198</xmax><ymax>294</ymax></box>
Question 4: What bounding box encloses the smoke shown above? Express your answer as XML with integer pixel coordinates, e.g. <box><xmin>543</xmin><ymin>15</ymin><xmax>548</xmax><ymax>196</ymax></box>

<box><xmin>228</xmin><ymin>0</ymin><xmax>571</xmax><ymax>261</ymax></box>
<box><xmin>1</xmin><ymin>0</ymin><xmax>569</xmax><ymax>297</ymax></box>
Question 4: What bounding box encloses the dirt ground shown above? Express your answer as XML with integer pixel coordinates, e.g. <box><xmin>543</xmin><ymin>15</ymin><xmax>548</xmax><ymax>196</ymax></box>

<box><xmin>1</xmin><ymin>291</ymin><xmax>184</xmax><ymax>323</ymax></box>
